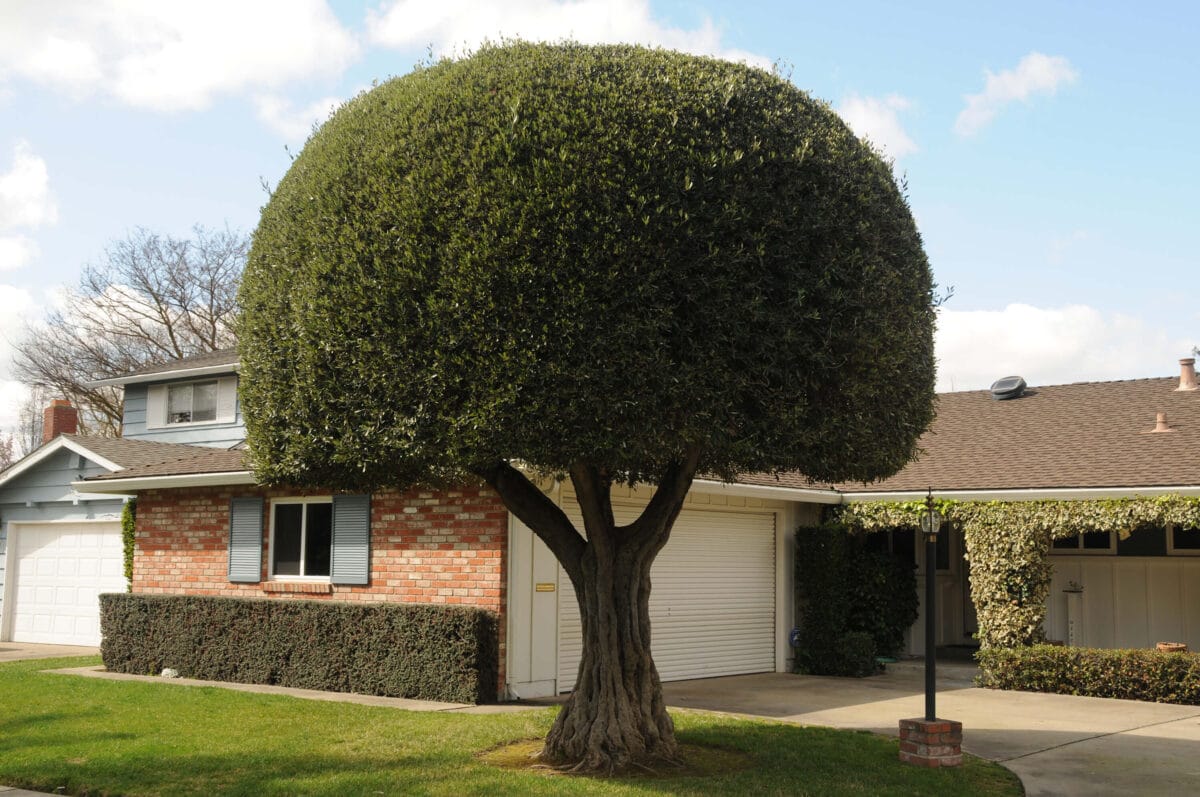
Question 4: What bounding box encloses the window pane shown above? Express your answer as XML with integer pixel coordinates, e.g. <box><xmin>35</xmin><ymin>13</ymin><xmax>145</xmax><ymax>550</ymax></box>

<box><xmin>1052</xmin><ymin>536</ymin><xmax>1079</xmax><ymax>550</ymax></box>
<box><xmin>167</xmin><ymin>384</ymin><xmax>192</xmax><ymax>424</ymax></box>
<box><xmin>1117</xmin><ymin>526</ymin><xmax>1166</xmax><ymax>557</ymax></box>
<box><xmin>1082</xmin><ymin>531</ymin><xmax>1111</xmax><ymax>550</ymax></box>
<box><xmin>192</xmin><ymin>381</ymin><xmax>218</xmax><ymax>422</ymax></box>
<box><xmin>1173</xmin><ymin>527</ymin><xmax>1200</xmax><ymax>550</ymax></box>
<box><xmin>892</xmin><ymin>528</ymin><xmax>916</xmax><ymax>563</ymax></box>
<box><xmin>273</xmin><ymin>504</ymin><xmax>303</xmax><ymax>575</ymax></box>
<box><xmin>305</xmin><ymin>503</ymin><xmax>333</xmax><ymax>576</ymax></box>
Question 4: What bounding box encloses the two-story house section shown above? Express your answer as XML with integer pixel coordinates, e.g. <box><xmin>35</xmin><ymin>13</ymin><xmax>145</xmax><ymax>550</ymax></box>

<box><xmin>0</xmin><ymin>348</ymin><xmax>241</xmax><ymax>646</ymax></box>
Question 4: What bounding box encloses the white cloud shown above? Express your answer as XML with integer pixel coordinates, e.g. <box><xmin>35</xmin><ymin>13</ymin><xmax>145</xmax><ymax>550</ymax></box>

<box><xmin>0</xmin><ymin>236</ymin><xmax>38</xmax><ymax>271</ymax></box>
<box><xmin>255</xmin><ymin>94</ymin><xmax>346</xmax><ymax>142</ymax></box>
<box><xmin>0</xmin><ymin>1</ymin><xmax>358</xmax><ymax>111</ymax></box>
<box><xmin>0</xmin><ymin>283</ymin><xmax>39</xmax><ymax>430</ymax></box>
<box><xmin>836</xmin><ymin>93</ymin><xmax>917</xmax><ymax>160</ymax></box>
<box><xmin>367</xmin><ymin>0</ymin><xmax>771</xmax><ymax>70</ymax></box>
<box><xmin>954</xmin><ymin>52</ymin><xmax>1078</xmax><ymax>136</ymax></box>
<box><xmin>935</xmin><ymin>304</ymin><xmax>1192</xmax><ymax>392</ymax></box>
<box><xmin>0</xmin><ymin>141</ymin><xmax>57</xmax><ymax>231</ymax></box>
<box><xmin>0</xmin><ymin>141</ymin><xmax>56</xmax><ymax>272</ymax></box>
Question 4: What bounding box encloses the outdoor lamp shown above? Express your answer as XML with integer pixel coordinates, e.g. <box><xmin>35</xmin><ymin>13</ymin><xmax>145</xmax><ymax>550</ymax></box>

<box><xmin>921</xmin><ymin>489</ymin><xmax>941</xmax><ymax>721</ymax></box>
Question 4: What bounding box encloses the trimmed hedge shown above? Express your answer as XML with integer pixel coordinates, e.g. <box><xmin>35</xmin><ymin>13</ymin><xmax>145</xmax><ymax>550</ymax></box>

<box><xmin>100</xmin><ymin>594</ymin><xmax>499</xmax><ymax>704</ymax></box>
<box><xmin>793</xmin><ymin>522</ymin><xmax>918</xmax><ymax>676</ymax></box>
<box><xmin>977</xmin><ymin>644</ymin><xmax>1200</xmax><ymax>705</ymax></box>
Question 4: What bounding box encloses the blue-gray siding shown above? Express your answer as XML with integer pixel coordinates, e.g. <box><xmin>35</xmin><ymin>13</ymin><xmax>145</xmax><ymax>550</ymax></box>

<box><xmin>121</xmin><ymin>379</ymin><xmax>245</xmax><ymax>448</ymax></box>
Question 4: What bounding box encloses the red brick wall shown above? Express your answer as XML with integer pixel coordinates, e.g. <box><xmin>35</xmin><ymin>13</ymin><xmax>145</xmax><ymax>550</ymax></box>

<box><xmin>133</xmin><ymin>484</ymin><xmax>509</xmax><ymax>694</ymax></box>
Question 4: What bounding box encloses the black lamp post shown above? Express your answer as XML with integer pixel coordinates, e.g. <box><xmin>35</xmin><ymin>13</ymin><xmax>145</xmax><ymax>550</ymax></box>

<box><xmin>919</xmin><ymin>489</ymin><xmax>942</xmax><ymax>721</ymax></box>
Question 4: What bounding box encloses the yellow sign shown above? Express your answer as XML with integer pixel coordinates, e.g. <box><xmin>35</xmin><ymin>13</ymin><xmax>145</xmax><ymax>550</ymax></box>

<box><xmin>535</xmin><ymin>582</ymin><xmax>556</xmax><ymax>593</ymax></box>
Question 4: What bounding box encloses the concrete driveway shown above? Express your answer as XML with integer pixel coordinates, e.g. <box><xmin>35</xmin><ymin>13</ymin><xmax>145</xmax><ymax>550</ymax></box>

<box><xmin>0</xmin><ymin>643</ymin><xmax>98</xmax><ymax>662</ymax></box>
<box><xmin>663</xmin><ymin>661</ymin><xmax>1200</xmax><ymax>796</ymax></box>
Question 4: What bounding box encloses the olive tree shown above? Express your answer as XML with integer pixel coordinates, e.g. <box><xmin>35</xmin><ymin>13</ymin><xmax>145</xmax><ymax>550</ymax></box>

<box><xmin>239</xmin><ymin>42</ymin><xmax>935</xmax><ymax>772</ymax></box>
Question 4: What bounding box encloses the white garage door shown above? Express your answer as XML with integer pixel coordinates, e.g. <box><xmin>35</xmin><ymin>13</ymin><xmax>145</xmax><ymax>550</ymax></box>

<box><xmin>558</xmin><ymin>504</ymin><xmax>775</xmax><ymax>688</ymax></box>
<box><xmin>9</xmin><ymin>522</ymin><xmax>125</xmax><ymax>646</ymax></box>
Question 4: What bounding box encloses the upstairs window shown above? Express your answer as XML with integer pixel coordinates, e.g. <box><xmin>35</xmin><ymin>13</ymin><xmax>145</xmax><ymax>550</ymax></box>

<box><xmin>146</xmin><ymin>376</ymin><xmax>237</xmax><ymax>428</ymax></box>
<box><xmin>167</xmin><ymin>380</ymin><xmax>218</xmax><ymax>424</ymax></box>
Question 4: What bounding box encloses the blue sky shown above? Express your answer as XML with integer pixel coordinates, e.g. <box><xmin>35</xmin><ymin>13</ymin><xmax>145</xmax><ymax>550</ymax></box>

<box><xmin>0</xmin><ymin>1</ymin><xmax>1197</xmax><ymax>428</ymax></box>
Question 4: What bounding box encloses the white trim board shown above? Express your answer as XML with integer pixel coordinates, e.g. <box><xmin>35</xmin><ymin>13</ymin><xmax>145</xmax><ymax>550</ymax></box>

<box><xmin>0</xmin><ymin>436</ymin><xmax>123</xmax><ymax>488</ymax></box>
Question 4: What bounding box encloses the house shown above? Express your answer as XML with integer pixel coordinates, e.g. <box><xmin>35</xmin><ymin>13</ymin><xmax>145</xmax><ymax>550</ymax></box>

<box><xmin>0</xmin><ymin>348</ymin><xmax>840</xmax><ymax>698</ymax></box>
<box><xmin>838</xmin><ymin>357</ymin><xmax>1200</xmax><ymax>655</ymax></box>
<box><xmin>3</xmin><ymin>348</ymin><xmax>1196</xmax><ymax>695</ymax></box>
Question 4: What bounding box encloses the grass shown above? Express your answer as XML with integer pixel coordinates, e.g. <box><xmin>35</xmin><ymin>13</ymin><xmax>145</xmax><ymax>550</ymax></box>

<box><xmin>0</xmin><ymin>657</ymin><xmax>1022</xmax><ymax>796</ymax></box>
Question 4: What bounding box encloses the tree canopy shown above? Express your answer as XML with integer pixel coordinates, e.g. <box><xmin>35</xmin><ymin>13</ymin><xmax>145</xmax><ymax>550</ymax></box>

<box><xmin>240</xmin><ymin>42</ymin><xmax>935</xmax><ymax>491</ymax></box>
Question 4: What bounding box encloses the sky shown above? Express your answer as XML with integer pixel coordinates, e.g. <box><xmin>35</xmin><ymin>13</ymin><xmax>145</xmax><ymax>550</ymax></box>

<box><xmin>0</xmin><ymin>1</ymin><xmax>1197</xmax><ymax>430</ymax></box>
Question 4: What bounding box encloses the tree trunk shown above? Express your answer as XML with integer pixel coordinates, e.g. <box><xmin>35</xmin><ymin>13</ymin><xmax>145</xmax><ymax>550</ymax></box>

<box><xmin>473</xmin><ymin>450</ymin><xmax>701</xmax><ymax>774</ymax></box>
<box><xmin>542</xmin><ymin>525</ymin><xmax>678</xmax><ymax>771</ymax></box>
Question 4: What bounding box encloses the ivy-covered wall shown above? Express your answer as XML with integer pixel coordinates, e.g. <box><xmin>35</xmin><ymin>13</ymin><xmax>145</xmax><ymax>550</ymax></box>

<box><xmin>836</xmin><ymin>496</ymin><xmax>1200</xmax><ymax>649</ymax></box>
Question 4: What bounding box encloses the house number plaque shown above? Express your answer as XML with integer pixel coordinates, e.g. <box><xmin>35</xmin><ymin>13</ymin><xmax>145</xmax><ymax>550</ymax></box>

<box><xmin>535</xmin><ymin>582</ymin><xmax>556</xmax><ymax>592</ymax></box>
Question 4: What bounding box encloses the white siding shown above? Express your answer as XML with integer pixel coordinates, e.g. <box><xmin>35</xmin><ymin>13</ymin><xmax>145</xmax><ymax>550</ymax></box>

<box><xmin>1046</xmin><ymin>557</ymin><xmax>1200</xmax><ymax>650</ymax></box>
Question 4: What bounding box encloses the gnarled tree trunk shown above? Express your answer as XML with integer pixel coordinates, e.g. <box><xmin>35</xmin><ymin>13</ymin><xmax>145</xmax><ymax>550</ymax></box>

<box><xmin>475</xmin><ymin>450</ymin><xmax>701</xmax><ymax>773</ymax></box>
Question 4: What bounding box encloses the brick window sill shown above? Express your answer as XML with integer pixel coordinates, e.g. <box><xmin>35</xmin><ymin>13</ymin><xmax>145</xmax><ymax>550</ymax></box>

<box><xmin>262</xmin><ymin>581</ymin><xmax>333</xmax><ymax>595</ymax></box>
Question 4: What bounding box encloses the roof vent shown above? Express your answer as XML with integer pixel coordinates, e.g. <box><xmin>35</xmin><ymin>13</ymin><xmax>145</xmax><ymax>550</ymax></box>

<box><xmin>1149</xmin><ymin>412</ymin><xmax>1172</xmax><ymax>433</ymax></box>
<box><xmin>1178</xmin><ymin>358</ymin><xmax>1197</xmax><ymax>391</ymax></box>
<box><xmin>989</xmin><ymin>375</ymin><xmax>1026</xmax><ymax>400</ymax></box>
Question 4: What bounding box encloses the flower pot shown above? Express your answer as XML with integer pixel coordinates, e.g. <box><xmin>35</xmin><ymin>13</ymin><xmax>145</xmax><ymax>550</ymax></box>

<box><xmin>1156</xmin><ymin>642</ymin><xmax>1188</xmax><ymax>653</ymax></box>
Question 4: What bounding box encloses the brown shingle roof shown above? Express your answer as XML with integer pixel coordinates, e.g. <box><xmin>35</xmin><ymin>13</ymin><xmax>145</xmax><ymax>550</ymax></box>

<box><xmin>839</xmin><ymin>376</ymin><xmax>1200</xmax><ymax>492</ymax></box>
<box><xmin>103</xmin><ymin>347</ymin><xmax>239</xmax><ymax>381</ymax></box>
<box><xmin>61</xmin><ymin>435</ymin><xmax>218</xmax><ymax>470</ymax></box>
<box><xmin>88</xmin><ymin>446</ymin><xmax>247</xmax><ymax>480</ymax></box>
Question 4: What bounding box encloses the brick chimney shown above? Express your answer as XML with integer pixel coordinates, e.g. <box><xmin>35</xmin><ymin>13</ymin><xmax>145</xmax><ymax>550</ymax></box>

<box><xmin>42</xmin><ymin>399</ymin><xmax>79</xmax><ymax>443</ymax></box>
<box><xmin>1178</xmin><ymin>358</ymin><xmax>1198</xmax><ymax>392</ymax></box>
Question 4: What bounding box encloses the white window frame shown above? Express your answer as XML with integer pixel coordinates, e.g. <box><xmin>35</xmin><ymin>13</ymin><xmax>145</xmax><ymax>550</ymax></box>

<box><xmin>146</xmin><ymin>376</ymin><xmax>237</xmax><ymax>429</ymax></box>
<box><xmin>1166</xmin><ymin>522</ymin><xmax>1200</xmax><ymax>556</ymax></box>
<box><xmin>1049</xmin><ymin>530</ymin><xmax>1116</xmax><ymax>555</ymax></box>
<box><xmin>268</xmin><ymin>496</ymin><xmax>333</xmax><ymax>581</ymax></box>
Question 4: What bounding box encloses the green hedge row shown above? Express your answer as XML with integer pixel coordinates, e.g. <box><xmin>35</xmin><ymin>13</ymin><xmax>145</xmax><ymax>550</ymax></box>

<box><xmin>100</xmin><ymin>594</ymin><xmax>499</xmax><ymax>704</ymax></box>
<box><xmin>977</xmin><ymin>644</ymin><xmax>1200</xmax><ymax>705</ymax></box>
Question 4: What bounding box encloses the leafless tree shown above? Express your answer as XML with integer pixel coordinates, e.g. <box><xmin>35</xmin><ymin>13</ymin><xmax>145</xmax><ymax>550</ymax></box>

<box><xmin>0</xmin><ymin>432</ymin><xmax>15</xmax><ymax>470</ymax></box>
<box><xmin>12</xmin><ymin>226</ymin><xmax>246</xmax><ymax>437</ymax></box>
<box><xmin>15</xmin><ymin>386</ymin><xmax>47</xmax><ymax>455</ymax></box>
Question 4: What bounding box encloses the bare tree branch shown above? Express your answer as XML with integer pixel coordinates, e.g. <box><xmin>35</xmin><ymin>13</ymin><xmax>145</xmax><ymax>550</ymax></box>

<box><xmin>11</xmin><ymin>226</ymin><xmax>246</xmax><ymax>437</ymax></box>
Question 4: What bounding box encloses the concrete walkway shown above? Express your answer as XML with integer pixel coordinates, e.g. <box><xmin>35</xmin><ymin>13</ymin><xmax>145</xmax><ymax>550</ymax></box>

<box><xmin>663</xmin><ymin>662</ymin><xmax>1200</xmax><ymax>796</ymax></box>
<box><xmin>0</xmin><ymin>643</ymin><xmax>97</xmax><ymax>662</ymax></box>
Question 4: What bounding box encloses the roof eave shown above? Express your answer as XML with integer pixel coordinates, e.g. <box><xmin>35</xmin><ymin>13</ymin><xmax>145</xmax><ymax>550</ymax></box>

<box><xmin>0</xmin><ymin>436</ymin><xmax>123</xmax><ymax>488</ymax></box>
<box><xmin>841</xmin><ymin>485</ymin><xmax>1200</xmax><ymax>502</ymax></box>
<box><xmin>74</xmin><ymin>470</ymin><xmax>257</xmax><ymax>493</ymax></box>
<box><xmin>88</xmin><ymin>361</ymin><xmax>240</xmax><ymax>387</ymax></box>
<box><xmin>693</xmin><ymin>478</ymin><xmax>843</xmax><ymax>504</ymax></box>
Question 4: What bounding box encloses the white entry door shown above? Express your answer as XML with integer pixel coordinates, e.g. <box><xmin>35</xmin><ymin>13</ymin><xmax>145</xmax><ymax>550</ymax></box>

<box><xmin>8</xmin><ymin>522</ymin><xmax>125</xmax><ymax>645</ymax></box>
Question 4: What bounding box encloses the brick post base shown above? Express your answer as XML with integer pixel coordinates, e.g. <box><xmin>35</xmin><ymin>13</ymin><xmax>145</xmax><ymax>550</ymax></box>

<box><xmin>898</xmin><ymin>718</ymin><xmax>962</xmax><ymax>767</ymax></box>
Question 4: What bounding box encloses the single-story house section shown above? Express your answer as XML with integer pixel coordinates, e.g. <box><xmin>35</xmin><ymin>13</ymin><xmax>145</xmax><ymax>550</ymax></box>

<box><xmin>839</xmin><ymin>358</ymin><xmax>1200</xmax><ymax>655</ymax></box>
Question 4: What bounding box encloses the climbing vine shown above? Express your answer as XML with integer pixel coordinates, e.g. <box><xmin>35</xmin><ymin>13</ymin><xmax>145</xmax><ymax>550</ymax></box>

<box><xmin>836</xmin><ymin>496</ymin><xmax>1200</xmax><ymax>649</ymax></box>
<box><xmin>121</xmin><ymin>498</ymin><xmax>136</xmax><ymax>592</ymax></box>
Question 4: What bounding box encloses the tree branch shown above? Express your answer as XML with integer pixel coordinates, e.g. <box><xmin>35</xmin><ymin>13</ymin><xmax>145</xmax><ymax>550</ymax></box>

<box><xmin>472</xmin><ymin>460</ymin><xmax>586</xmax><ymax>588</ymax></box>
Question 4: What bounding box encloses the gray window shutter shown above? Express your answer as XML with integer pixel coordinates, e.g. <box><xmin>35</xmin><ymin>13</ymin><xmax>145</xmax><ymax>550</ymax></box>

<box><xmin>228</xmin><ymin>496</ymin><xmax>264</xmax><ymax>583</ymax></box>
<box><xmin>331</xmin><ymin>494</ymin><xmax>371</xmax><ymax>585</ymax></box>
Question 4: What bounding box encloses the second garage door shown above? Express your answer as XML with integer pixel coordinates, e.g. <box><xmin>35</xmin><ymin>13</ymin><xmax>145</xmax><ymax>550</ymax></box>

<box><xmin>558</xmin><ymin>504</ymin><xmax>776</xmax><ymax>688</ymax></box>
<box><xmin>8</xmin><ymin>522</ymin><xmax>125</xmax><ymax>646</ymax></box>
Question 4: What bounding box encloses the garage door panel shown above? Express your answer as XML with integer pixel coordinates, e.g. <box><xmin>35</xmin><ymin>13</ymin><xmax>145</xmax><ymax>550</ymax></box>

<box><xmin>9</xmin><ymin>522</ymin><xmax>124</xmax><ymax>646</ymax></box>
<box><xmin>558</xmin><ymin>503</ymin><xmax>775</xmax><ymax>688</ymax></box>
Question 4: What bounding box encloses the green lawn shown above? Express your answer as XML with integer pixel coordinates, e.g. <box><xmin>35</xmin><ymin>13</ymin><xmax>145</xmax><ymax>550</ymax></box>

<box><xmin>0</xmin><ymin>657</ymin><xmax>1021</xmax><ymax>796</ymax></box>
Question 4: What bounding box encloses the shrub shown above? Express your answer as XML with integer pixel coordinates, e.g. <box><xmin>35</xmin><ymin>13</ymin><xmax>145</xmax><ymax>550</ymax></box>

<box><xmin>99</xmin><ymin>594</ymin><xmax>499</xmax><ymax>704</ymax></box>
<box><xmin>977</xmin><ymin>644</ymin><xmax>1200</xmax><ymax>705</ymax></box>
<box><xmin>793</xmin><ymin>522</ymin><xmax>918</xmax><ymax>675</ymax></box>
